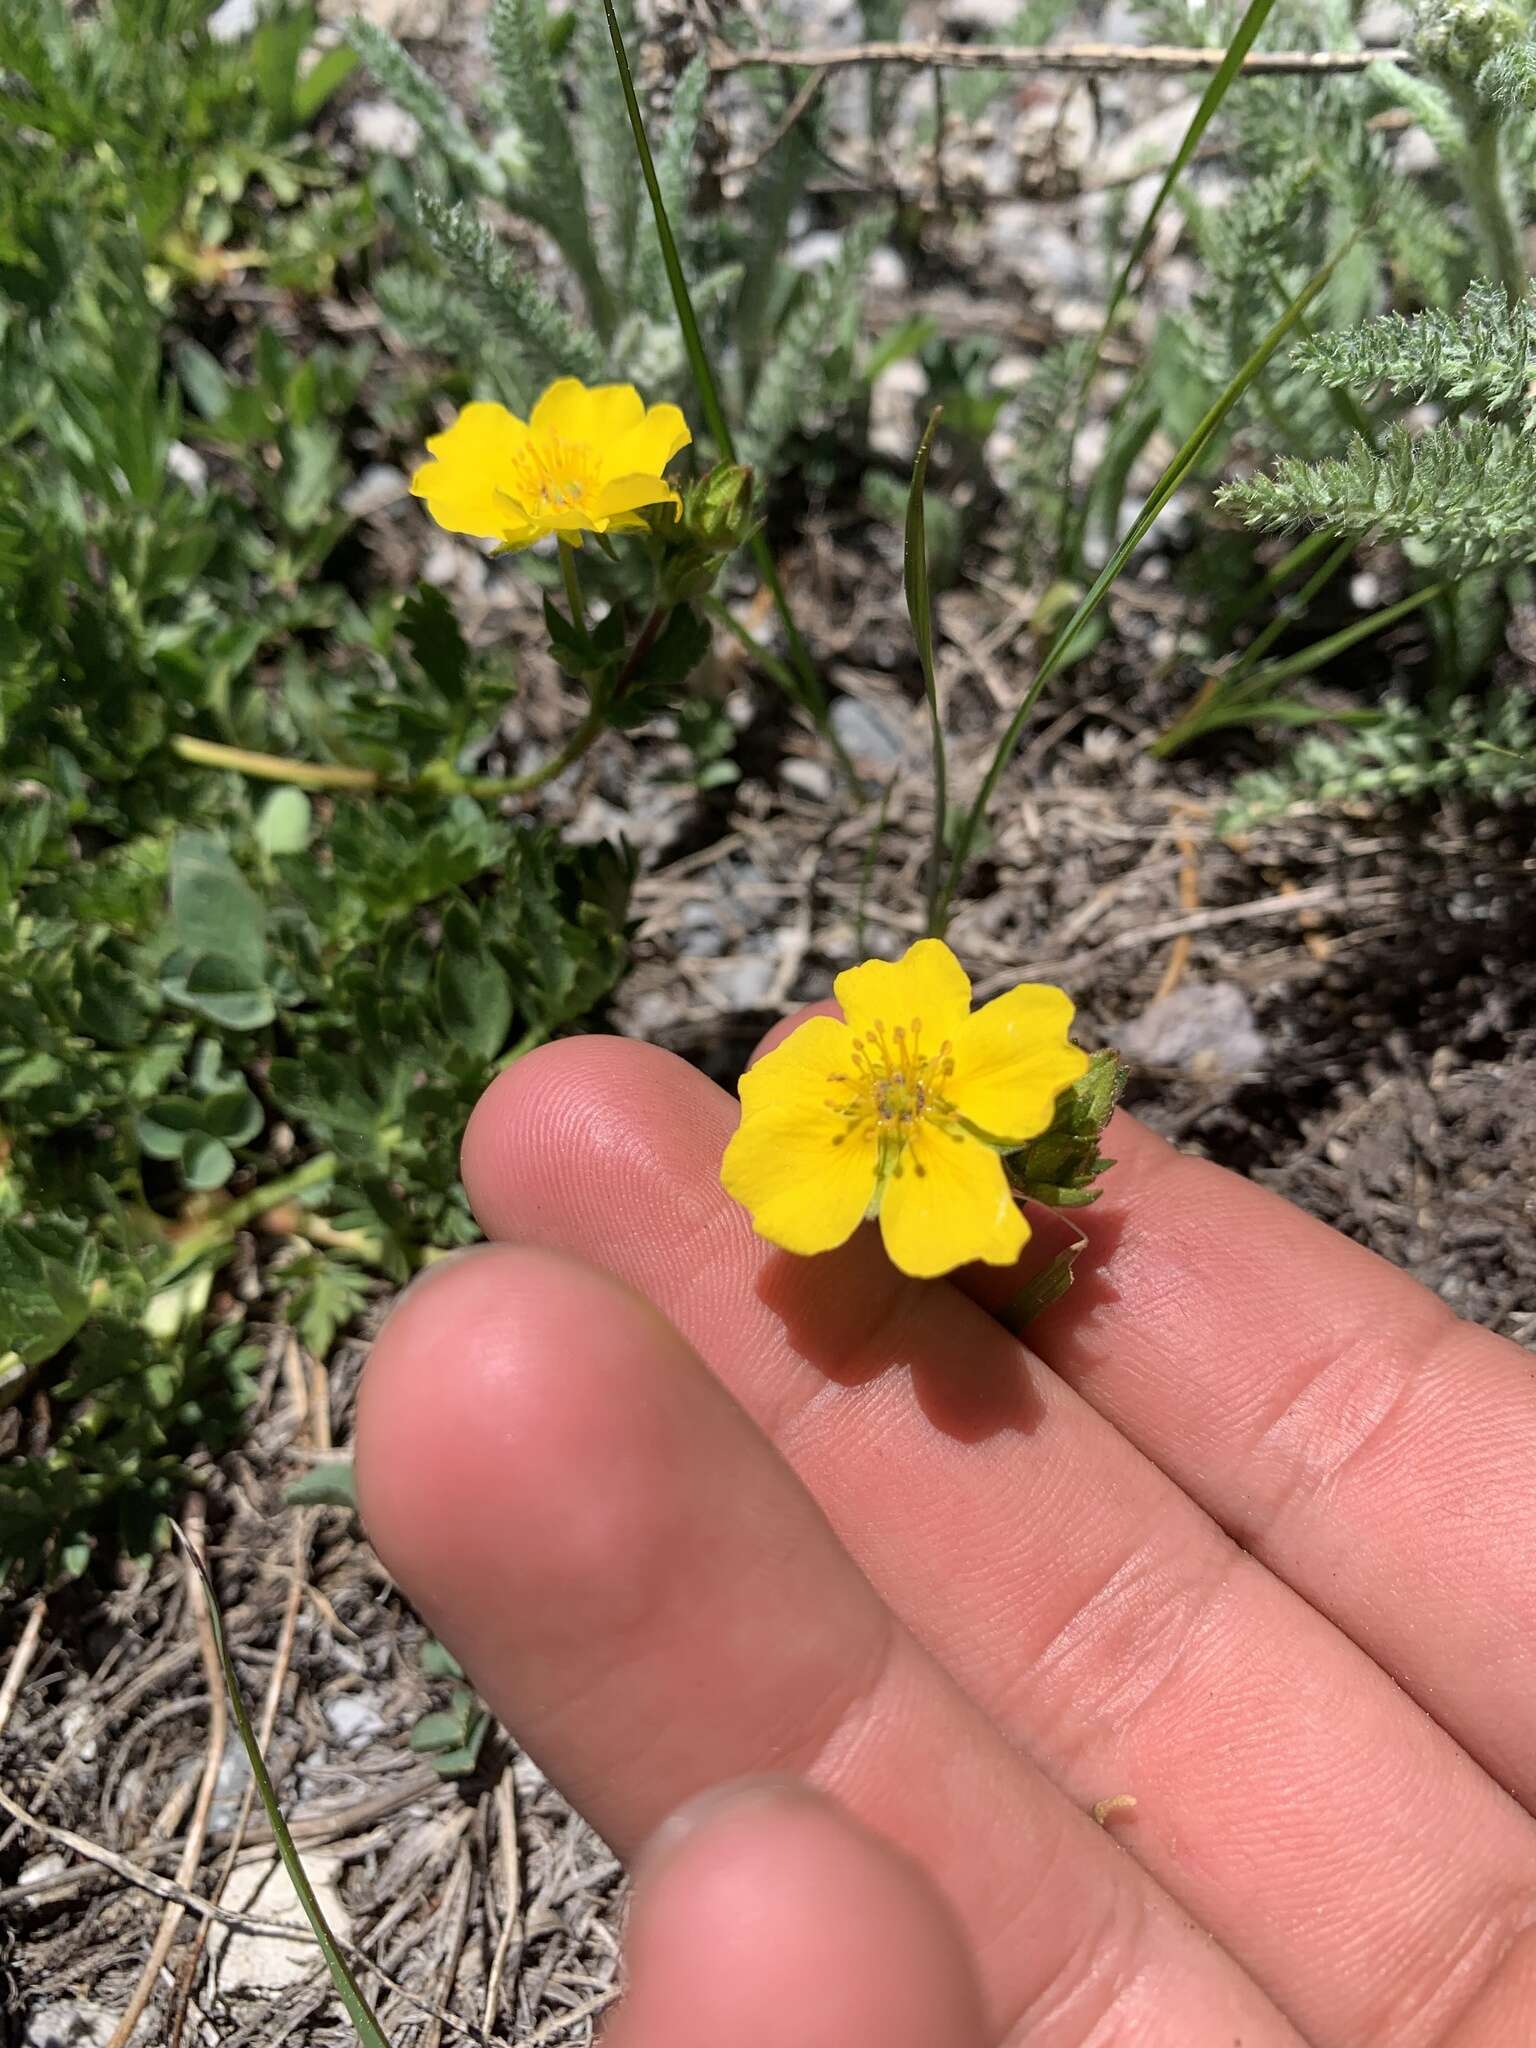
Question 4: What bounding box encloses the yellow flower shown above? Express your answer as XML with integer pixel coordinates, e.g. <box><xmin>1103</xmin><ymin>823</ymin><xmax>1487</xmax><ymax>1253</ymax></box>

<box><xmin>410</xmin><ymin>378</ymin><xmax>691</xmax><ymax>551</ymax></box>
<box><xmin>721</xmin><ymin>938</ymin><xmax>1089</xmax><ymax>1279</ymax></box>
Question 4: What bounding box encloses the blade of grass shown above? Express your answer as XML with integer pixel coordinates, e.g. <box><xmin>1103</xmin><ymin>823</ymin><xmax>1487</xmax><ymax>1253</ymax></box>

<box><xmin>1159</xmin><ymin>531</ymin><xmax>1356</xmax><ymax>750</ymax></box>
<box><xmin>905</xmin><ymin>407</ymin><xmax>947</xmax><ymax>934</ymax></box>
<box><xmin>1058</xmin><ymin>0</ymin><xmax>1283</xmax><ymax>562</ymax></box>
<box><xmin>936</xmin><ymin>233</ymin><xmax>1358</xmax><ymax>925</ymax></box>
<box><xmin>175</xmin><ymin>1522</ymin><xmax>393</xmax><ymax>2048</ymax></box>
<box><xmin>1156</xmin><ymin>579</ymin><xmax>1448</xmax><ymax>748</ymax></box>
<box><xmin>598</xmin><ymin>0</ymin><xmax>854</xmax><ymax>788</ymax></box>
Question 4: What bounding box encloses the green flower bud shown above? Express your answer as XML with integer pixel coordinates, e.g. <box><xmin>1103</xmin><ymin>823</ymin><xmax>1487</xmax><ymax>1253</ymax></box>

<box><xmin>1412</xmin><ymin>0</ymin><xmax>1525</xmax><ymax>83</ymax></box>
<box><xmin>684</xmin><ymin>464</ymin><xmax>755</xmax><ymax>552</ymax></box>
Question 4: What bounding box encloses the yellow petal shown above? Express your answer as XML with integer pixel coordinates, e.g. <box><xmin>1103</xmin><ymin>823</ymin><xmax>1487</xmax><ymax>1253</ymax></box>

<box><xmin>592</xmin><ymin>474</ymin><xmax>682</xmax><ymax>521</ymax></box>
<box><xmin>949</xmin><ymin>984</ymin><xmax>1089</xmax><ymax>1145</ymax></box>
<box><xmin>529</xmin><ymin>377</ymin><xmax>599</xmax><ymax>439</ymax></box>
<box><xmin>605</xmin><ymin>403</ymin><xmax>692</xmax><ymax>479</ymax></box>
<box><xmin>410</xmin><ymin>401</ymin><xmax>530</xmax><ymax>539</ymax></box>
<box><xmin>834</xmin><ymin>938</ymin><xmax>972</xmax><ymax>1045</ymax></box>
<box><xmin>877</xmin><ymin>1125</ymin><xmax>1029</xmax><ymax>1278</ymax></box>
<box><xmin>723</xmin><ymin>1015</ymin><xmax>877</xmax><ymax>1255</ymax></box>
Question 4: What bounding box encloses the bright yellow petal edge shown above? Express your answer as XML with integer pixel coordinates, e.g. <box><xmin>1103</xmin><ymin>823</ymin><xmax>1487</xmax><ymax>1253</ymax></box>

<box><xmin>720</xmin><ymin>938</ymin><xmax>1091</xmax><ymax>1279</ymax></box>
<box><xmin>409</xmin><ymin>378</ymin><xmax>693</xmax><ymax>552</ymax></box>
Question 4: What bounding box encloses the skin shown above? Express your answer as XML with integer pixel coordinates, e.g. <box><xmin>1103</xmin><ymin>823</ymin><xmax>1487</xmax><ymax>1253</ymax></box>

<box><xmin>356</xmin><ymin>1006</ymin><xmax>1536</xmax><ymax>2046</ymax></box>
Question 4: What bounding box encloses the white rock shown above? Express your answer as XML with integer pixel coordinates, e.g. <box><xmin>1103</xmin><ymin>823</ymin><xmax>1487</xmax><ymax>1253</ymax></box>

<box><xmin>831</xmin><ymin>695</ymin><xmax>905</xmax><ymax>769</ymax></box>
<box><xmin>166</xmin><ymin>441</ymin><xmax>209</xmax><ymax>496</ymax></box>
<box><xmin>24</xmin><ymin>2008</ymin><xmax>114</xmax><ymax>2048</ymax></box>
<box><xmin>325</xmin><ymin>1692</ymin><xmax>388</xmax><ymax>1744</ymax></box>
<box><xmin>867</xmin><ymin>244</ymin><xmax>909</xmax><ymax>295</ymax></box>
<box><xmin>867</xmin><ymin>356</ymin><xmax>926</xmax><ymax>462</ymax></box>
<box><xmin>350</xmin><ymin>98</ymin><xmax>423</xmax><ymax>160</ymax></box>
<box><xmin>1120</xmin><ymin>982</ymin><xmax>1269</xmax><ymax>1079</ymax></box>
<box><xmin>341</xmin><ymin>463</ymin><xmax>410</xmax><ymax>518</ymax></box>
<box><xmin>210</xmin><ymin>1852</ymin><xmax>350</xmax><ymax>1995</ymax></box>
<box><xmin>789</xmin><ymin>229</ymin><xmax>844</xmax><ymax>272</ymax></box>
<box><xmin>208</xmin><ymin>0</ymin><xmax>259</xmax><ymax>42</ymax></box>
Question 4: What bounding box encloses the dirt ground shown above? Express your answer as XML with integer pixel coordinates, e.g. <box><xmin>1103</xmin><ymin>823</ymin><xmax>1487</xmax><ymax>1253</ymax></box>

<box><xmin>3</xmin><ymin>3</ymin><xmax>1534</xmax><ymax>2042</ymax></box>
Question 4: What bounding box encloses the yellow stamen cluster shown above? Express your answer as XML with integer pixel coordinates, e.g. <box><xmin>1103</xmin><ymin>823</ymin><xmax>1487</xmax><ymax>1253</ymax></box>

<box><xmin>828</xmin><ymin>1018</ymin><xmax>959</xmax><ymax>1176</ymax></box>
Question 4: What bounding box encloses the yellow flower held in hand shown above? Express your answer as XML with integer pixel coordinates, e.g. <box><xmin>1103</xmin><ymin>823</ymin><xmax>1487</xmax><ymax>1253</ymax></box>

<box><xmin>721</xmin><ymin>938</ymin><xmax>1089</xmax><ymax>1280</ymax></box>
<box><xmin>410</xmin><ymin>377</ymin><xmax>691</xmax><ymax>551</ymax></box>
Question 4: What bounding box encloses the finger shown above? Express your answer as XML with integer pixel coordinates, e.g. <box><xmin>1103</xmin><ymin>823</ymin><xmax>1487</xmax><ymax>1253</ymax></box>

<box><xmin>762</xmin><ymin>1004</ymin><xmax>1536</xmax><ymax>1816</ymax></box>
<box><xmin>461</xmin><ymin>1040</ymin><xmax>1536</xmax><ymax>2048</ymax></box>
<box><xmin>606</xmin><ymin>1780</ymin><xmax>988</xmax><ymax>2048</ymax></box>
<box><xmin>1002</xmin><ymin>1108</ymin><xmax>1536</xmax><ymax>1813</ymax></box>
<box><xmin>357</xmin><ymin>1244</ymin><xmax>1297</xmax><ymax>2048</ymax></box>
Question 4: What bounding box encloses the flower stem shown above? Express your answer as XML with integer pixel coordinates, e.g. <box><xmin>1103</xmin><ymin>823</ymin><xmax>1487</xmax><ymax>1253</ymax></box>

<box><xmin>1460</xmin><ymin>101</ymin><xmax>1527</xmax><ymax>299</ymax></box>
<box><xmin>559</xmin><ymin>538</ymin><xmax>588</xmax><ymax>634</ymax></box>
<box><xmin>160</xmin><ymin>1152</ymin><xmax>339</xmax><ymax>1284</ymax></box>
<box><xmin>173</xmin><ymin>710</ymin><xmax>610</xmax><ymax>803</ymax></box>
<box><xmin>171</xmin><ymin>736</ymin><xmax>380</xmax><ymax>790</ymax></box>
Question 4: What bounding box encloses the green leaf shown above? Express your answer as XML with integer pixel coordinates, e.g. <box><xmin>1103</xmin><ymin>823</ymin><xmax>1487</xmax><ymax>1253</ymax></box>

<box><xmin>999</xmin><ymin>1234</ymin><xmax>1089</xmax><ymax>1333</ymax></box>
<box><xmin>622</xmin><ymin>603</ymin><xmax>711</xmax><ymax>695</ymax></box>
<box><xmin>427</xmin><ymin>1712</ymin><xmax>489</xmax><ymax>1779</ymax></box>
<box><xmin>255</xmin><ymin>787</ymin><xmax>313</xmax><ymax>857</ymax></box>
<box><xmin>162</xmin><ymin>833</ymin><xmax>274</xmax><ymax>1028</ymax></box>
<box><xmin>284</xmin><ymin>1460</ymin><xmax>359</xmax><ymax>1510</ymax></box>
<box><xmin>419</xmin><ymin>1638</ymin><xmax>465</xmax><ymax>1679</ymax></box>
<box><xmin>436</xmin><ymin>905</ymin><xmax>513</xmax><ymax>1063</ymax></box>
<box><xmin>408</xmin><ymin>1688</ymin><xmax>475</xmax><ymax>1752</ymax></box>
<box><xmin>293</xmin><ymin>40</ymin><xmax>358</xmax><ymax>126</ymax></box>
<box><xmin>0</xmin><ymin>1220</ymin><xmax>95</xmax><ymax>1367</ymax></box>
<box><xmin>182</xmin><ymin>1133</ymin><xmax>237</xmax><ymax>1190</ymax></box>
<box><xmin>400</xmin><ymin>583</ymin><xmax>470</xmax><ymax>706</ymax></box>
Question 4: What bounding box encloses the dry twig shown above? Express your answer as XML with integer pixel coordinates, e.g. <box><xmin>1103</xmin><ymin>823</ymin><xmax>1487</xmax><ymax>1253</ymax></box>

<box><xmin>108</xmin><ymin>1499</ymin><xmax>228</xmax><ymax>2046</ymax></box>
<box><xmin>709</xmin><ymin>38</ymin><xmax>1410</xmax><ymax>79</ymax></box>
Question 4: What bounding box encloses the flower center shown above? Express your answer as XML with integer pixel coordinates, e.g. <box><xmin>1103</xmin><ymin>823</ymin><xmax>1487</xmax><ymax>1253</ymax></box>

<box><xmin>508</xmin><ymin>431</ymin><xmax>595</xmax><ymax>515</ymax></box>
<box><xmin>826</xmin><ymin>1018</ymin><xmax>958</xmax><ymax>1174</ymax></box>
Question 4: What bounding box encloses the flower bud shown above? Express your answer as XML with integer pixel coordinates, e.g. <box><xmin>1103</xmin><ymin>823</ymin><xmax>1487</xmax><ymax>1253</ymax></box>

<box><xmin>684</xmin><ymin>464</ymin><xmax>755</xmax><ymax>552</ymax></box>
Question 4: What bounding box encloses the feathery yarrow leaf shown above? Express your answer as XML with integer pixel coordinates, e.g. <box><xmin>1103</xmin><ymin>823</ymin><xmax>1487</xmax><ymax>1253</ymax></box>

<box><xmin>415</xmin><ymin>195</ymin><xmax>605</xmax><ymax>382</ymax></box>
<box><xmin>742</xmin><ymin>211</ymin><xmax>892</xmax><ymax>475</ymax></box>
<box><xmin>1219</xmin><ymin>688</ymin><xmax>1536</xmax><ymax>826</ymax></box>
<box><xmin>1220</xmin><ymin>419</ymin><xmax>1536</xmax><ymax>573</ymax></box>
<box><xmin>1295</xmin><ymin>281</ymin><xmax>1536</xmax><ymax>413</ymax></box>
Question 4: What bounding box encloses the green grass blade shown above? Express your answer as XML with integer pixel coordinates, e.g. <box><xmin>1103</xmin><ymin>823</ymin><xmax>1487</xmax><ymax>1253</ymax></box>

<box><xmin>1058</xmin><ymin>0</ymin><xmax>1283</xmax><ymax>559</ymax></box>
<box><xmin>1157</xmin><ymin>579</ymin><xmax>1446</xmax><ymax>752</ymax></box>
<box><xmin>904</xmin><ymin>408</ymin><xmax>947</xmax><ymax>934</ymax></box>
<box><xmin>937</xmin><ymin>233</ymin><xmax>1357</xmax><ymax>923</ymax></box>
<box><xmin>597</xmin><ymin>0</ymin><xmax>850</xmax><ymax>781</ymax></box>
<box><xmin>176</xmin><ymin>1523</ymin><xmax>394</xmax><ymax>2048</ymax></box>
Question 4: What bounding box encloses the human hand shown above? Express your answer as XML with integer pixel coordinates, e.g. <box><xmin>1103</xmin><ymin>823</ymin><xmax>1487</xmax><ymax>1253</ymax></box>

<box><xmin>356</xmin><ymin>1021</ymin><xmax>1536</xmax><ymax>2046</ymax></box>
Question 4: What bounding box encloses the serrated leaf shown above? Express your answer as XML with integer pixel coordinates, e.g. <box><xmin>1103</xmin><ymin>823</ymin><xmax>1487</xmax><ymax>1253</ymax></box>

<box><xmin>401</xmin><ymin>583</ymin><xmax>471</xmax><ymax>706</ymax></box>
<box><xmin>0</xmin><ymin>1221</ymin><xmax>95</xmax><ymax>1367</ymax></box>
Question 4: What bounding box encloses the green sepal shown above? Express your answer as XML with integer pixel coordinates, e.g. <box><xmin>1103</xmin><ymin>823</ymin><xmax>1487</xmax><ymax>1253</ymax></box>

<box><xmin>1004</xmin><ymin>1050</ymin><xmax>1127</xmax><ymax>1208</ymax></box>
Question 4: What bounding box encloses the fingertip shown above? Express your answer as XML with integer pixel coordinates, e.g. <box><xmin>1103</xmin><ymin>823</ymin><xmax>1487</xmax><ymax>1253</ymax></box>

<box><xmin>611</xmin><ymin>1780</ymin><xmax>988</xmax><ymax>2048</ymax></box>
<box><xmin>460</xmin><ymin>1034</ymin><xmax>734</xmax><ymax>1244</ymax></box>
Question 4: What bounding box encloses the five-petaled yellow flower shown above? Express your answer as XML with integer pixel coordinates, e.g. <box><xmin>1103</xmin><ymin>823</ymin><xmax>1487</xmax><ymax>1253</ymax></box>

<box><xmin>721</xmin><ymin>939</ymin><xmax>1088</xmax><ymax>1279</ymax></box>
<box><xmin>410</xmin><ymin>377</ymin><xmax>691</xmax><ymax>551</ymax></box>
